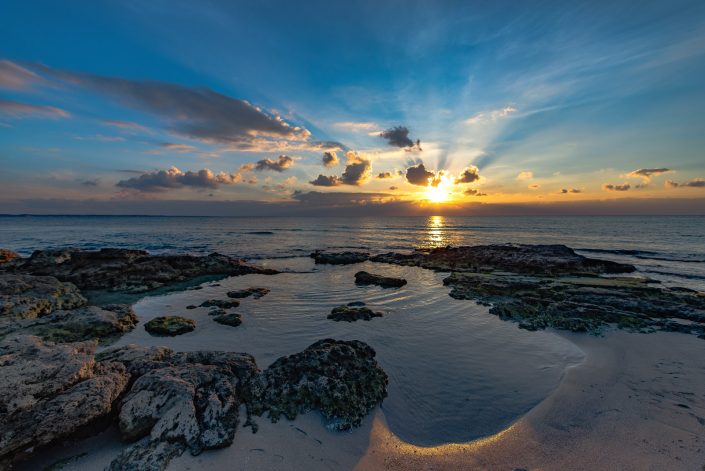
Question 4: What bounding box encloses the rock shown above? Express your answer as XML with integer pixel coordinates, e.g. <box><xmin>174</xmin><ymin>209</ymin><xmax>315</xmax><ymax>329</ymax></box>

<box><xmin>144</xmin><ymin>316</ymin><xmax>195</xmax><ymax>336</ymax></box>
<box><xmin>0</xmin><ymin>273</ymin><xmax>86</xmax><ymax>321</ymax></box>
<box><xmin>371</xmin><ymin>244</ymin><xmax>635</xmax><ymax>275</ymax></box>
<box><xmin>248</xmin><ymin>339</ymin><xmax>388</xmax><ymax>429</ymax></box>
<box><xmin>354</xmin><ymin>271</ymin><xmax>407</xmax><ymax>288</ymax></box>
<box><xmin>186</xmin><ymin>305</ymin><xmax>197</xmax><ymax>310</ymax></box>
<box><xmin>0</xmin><ymin>336</ymin><xmax>129</xmax><ymax>468</ymax></box>
<box><xmin>11</xmin><ymin>248</ymin><xmax>278</xmax><ymax>293</ymax></box>
<box><xmin>227</xmin><ymin>287</ymin><xmax>270</xmax><ymax>299</ymax></box>
<box><xmin>328</xmin><ymin>305</ymin><xmax>383</xmax><ymax>322</ymax></box>
<box><xmin>0</xmin><ymin>249</ymin><xmax>20</xmax><ymax>265</ymax></box>
<box><xmin>347</xmin><ymin>301</ymin><xmax>366</xmax><ymax>307</ymax></box>
<box><xmin>214</xmin><ymin>313</ymin><xmax>242</xmax><ymax>327</ymax></box>
<box><xmin>208</xmin><ymin>307</ymin><xmax>227</xmax><ymax>316</ymax></box>
<box><xmin>310</xmin><ymin>251</ymin><xmax>369</xmax><ymax>265</ymax></box>
<box><xmin>0</xmin><ymin>304</ymin><xmax>138</xmax><ymax>343</ymax></box>
<box><xmin>200</xmin><ymin>299</ymin><xmax>240</xmax><ymax>309</ymax></box>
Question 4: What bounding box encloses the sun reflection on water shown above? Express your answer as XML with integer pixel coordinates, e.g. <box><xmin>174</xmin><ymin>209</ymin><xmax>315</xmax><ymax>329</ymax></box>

<box><xmin>424</xmin><ymin>215</ymin><xmax>449</xmax><ymax>248</ymax></box>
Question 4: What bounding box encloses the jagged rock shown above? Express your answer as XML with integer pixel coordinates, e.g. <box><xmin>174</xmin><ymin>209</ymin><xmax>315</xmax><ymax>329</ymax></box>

<box><xmin>214</xmin><ymin>313</ymin><xmax>242</xmax><ymax>327</ymax></box>
<box><xmin>0</xmin><ymin>273</ymin><xmax>86</xmax><ymax>320</ymax></box>
<box><xmin>106</xmin><ymin>440</ymin><xmax>182</xmax><ymax>471</ymax></box>
<box><xmin>310</xmin><ymin>251</ymin><xmax>369</xmax><ymax>265</ymax></box>
<box><xmin>354</xmin><ymin>271</ymin><xmax>407</xmax><ymax>288</ymax></box>
<box><xmin>328</xmin><ymin>305</ymin><xmax>383</xmax><ymax>322</ymax></box>
<box><xmin>0</xmin><ymin>249</ymin><xmax>19</xmax><ymax>265</ymax></box>
<box><xmin>0</xmin><ymin>304</ymin><xmax>137</xmax><ymax>343</ymax></box>
<box><xmin>248</xmin><ymin>339</ymin><xmax>388</xmax><ymax>430</ymax></box>
<box><xmin>200</xmin><ymin>299</ymin><xmax>240</xmax><ymax>309</ymax></box>
<box><xmin>0</xmin><ymin>336</ymin><xmax>129</xmax><ymax>468</ymax></box>
<box><xmin>226</xmin><ymin>287</ymin><xmax>270</xmax><ymax>299</ymax></box>
<box><xmin>144</xmin><ymin>316</ymin><xmax>195</xmax><ymax>336</ymax></box>
<box><xmin>371</xmin><ymin>244</ymin><xmax>635</xmax><ymax>275</ymax></box>
<box><xmin>10</xmin><ymin>248</ymin><xmax>278</xmax><ymax>293</ymax></box>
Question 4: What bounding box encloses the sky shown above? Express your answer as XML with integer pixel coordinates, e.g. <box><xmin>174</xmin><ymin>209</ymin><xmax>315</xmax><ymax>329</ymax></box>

<box><xmin>1</xmin><ymin>0</ymin><xmax>705</xmax><ymax>216</ymax></box>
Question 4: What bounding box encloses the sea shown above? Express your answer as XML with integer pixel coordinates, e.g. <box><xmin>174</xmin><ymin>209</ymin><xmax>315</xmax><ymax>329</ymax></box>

<box><xmin>2</xmin><ymin>215</ymin><xmax>704</xmax><ymax>446</ymax></box>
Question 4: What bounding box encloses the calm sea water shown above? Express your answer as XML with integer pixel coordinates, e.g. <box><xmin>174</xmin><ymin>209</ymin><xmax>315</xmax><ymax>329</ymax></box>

<box><xmin>1</xmin><ymin>215</ymin><xmax>704</xmax><ymax>446</ymax></box>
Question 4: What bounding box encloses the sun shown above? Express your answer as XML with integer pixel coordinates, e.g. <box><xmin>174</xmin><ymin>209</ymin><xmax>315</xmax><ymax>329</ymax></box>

<box><xmin>426</xmin><ymin>184</ymin><xmax>450</xmax><ymax>203</ymax></box>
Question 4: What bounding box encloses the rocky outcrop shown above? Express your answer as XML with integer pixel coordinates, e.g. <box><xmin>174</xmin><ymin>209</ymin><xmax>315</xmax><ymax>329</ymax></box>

<box><xmin>354</xmin><ymin>271</ymin><xmax>407</xmax><ymax>288</ymax></box>
<box><xmin>214</xmin><ymin>313</ymin><xmax>242</xmax><ymax>327</ymax></box>
<box><xmin>328</xmin><ymin>305</ymin><xmax>383</xmax><ymax>322</ymax></box>
<box><xmin>248</xmin><ymin>339</ymin><xmax>388</xmax><ymax>430</ymax></box>
<box><xmin>0</xmin><ymin>304</ymin><xmax>138</xmax><ymax>343</ymax></box>
<box><xmin>0</xmin><ymin>249</ymin><xmax>19</xmax><ymax>266</ymax></box>
<box><xmin>310</xmin><ymin>251</ymin><xmax>370</xmax><ymax>265</ymax></box>
<box><xmin>200</xmin><ymin>299</ymin><xmax>240</xmax><ymax>309</ymax></box>
<box><xmin>9</xmin><ymin>248</ymin><xmax>278</xmax><ymax>293</ymax></box>
<box><xmin>0</xmin><ymin>336</ymin><xmax>130</xmax><ymax>468</ymax></box>
<box><xmin>227</xmin><ymin>287</ymin><xmax>270</xmax><ymax>299</ymax></box>
<box><xmin>0</xmin><ymin>273</ymin><xmax>86</xmax><ymax>320</ymax></box>
<box><xmin>371</xmin><ymin>244</ymin><xmax>635</xmax><ymax>275</ymax></box>
<box><xmin>144</xmin><ymin>316</ymin><xmax>195</xmax><ymax>336</ymax></box>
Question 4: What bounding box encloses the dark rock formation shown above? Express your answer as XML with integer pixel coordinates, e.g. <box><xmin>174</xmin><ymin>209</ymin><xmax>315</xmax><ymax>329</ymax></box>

<box><xmin>354</xmin><ymin>271</ymin><xmax>407</xmax><ymax>288</ymax></box>
<box><xmin>208</xmin><ymin>307</ymin><xmax>227</xmax><ymax>316</ymax></box>
<box><xmin>248</xmin><ymin>339</ymin><xmax>388</xmax><ymax>430</ymax></box>
<box><xmin>0</xmin><ymin>273</ymin><xmax>86</xmax><ymax>320</ymax></box>
<box><xmin>144</xmin><ymin>316</ymin><xmax>195</xmax><ymax>336</ymax></box>
<box><xmin>0</xmin><ymin>304</ymin><xmax>137</xmax><ymax>343</ymax></box>
<box><xmin>0</xmin><ymin>335</ymin><xmax>130</xmax><ymax>468</ymax></box>
<box><xmin>328</xmin><ymin>305</ymin><xmax>383</xmax><ymax>322</ymax></box>
<box><xmin>200</xmin><ymin>299</ymin><xmax>240</xmax><ymax>309</ymax></box>
<box><xmin>0</xmin><ymin>249</ymin><xmax>19</xmax><ymax>266</ymax></box>
<box><xmin>214</xmin><ymin>313</ymin><xmax>242</xmax><ymax>327</ymax></box>
<box><xmin>9</xmin><ymin>248</ymin><xmax>278</xmax><ymax>293</ymax></box>
<box><xmin>371</xmin><ymin>244</ymin><xmax>635</xmax><ymax>275</ymax></box>
<box><xmin>226</xmin><ymin>287</ymin><xmax>270</xmax><ymax>299</ymax></box>
<box><xmin>310</xmin><ymin>251</ymin><xmax>369</xmax><ymax>265</ymax></box>
<box><xmin>347</xmin><ymin>301</ymin><xmax>366</xmax><ymax>307</ymax></box>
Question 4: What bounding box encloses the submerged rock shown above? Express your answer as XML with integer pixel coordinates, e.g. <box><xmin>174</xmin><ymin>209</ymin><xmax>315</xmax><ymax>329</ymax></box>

<box><xmin>226</xmin><ymin>287</ymin><xmax>270</xmax><ymax>299</ymax></box>
<box><xmin>248</xmin><ymin>339</ymin><xmax>388</xmax><ymax>429</ymax></box>
<box><xmin>144</xmin><ymin>316</ymin><xmax>195</xmax><ymax>336</ymax></box>
<box><xmin>310</xmin><ymin>251</ymin><xmax>369</xmax><ymax>265</ymax></box>
<box><xmin>213</xmin><ymin>313</ymin><xmax>242</xmax><ymax>327</ymax></box>
<box><xmin>0</xmin><ymin>336</ymin><xmax>129</xmax><ymax>468</ymax></box>
<box><xmin>9</xmin><ymin>248</ymin><xmax>278</xmax><ymax>293</ymax></box>
<box><xmin>371</xmin><ymin>244</ymin><xmax>635</xmax><ymax>275</ymax></box>
<box><xmin>200</xmin><ymin>299</ymin><xmax>240</xmax><ymax>309</ymax></box>
<box><xmin>0</xmin><ymin>273</ymin><xmax>86</xmax><ymax>320</ymax></box>
<box><xmin>354</xmin><ymin>271</ymin><xmax>407</xmax><ymax>288</ymax></box>
<box><xmin>328</xmin><ymin>305</ymin><xmax>383</xmax><ymax>322</ymax></box>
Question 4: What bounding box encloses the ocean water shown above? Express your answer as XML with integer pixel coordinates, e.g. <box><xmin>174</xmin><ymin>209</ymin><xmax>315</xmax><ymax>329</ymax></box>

<box><xmin>1</xmin><ymin>215</ymin><xmax>704</xmax><ymax>446</ymax></box>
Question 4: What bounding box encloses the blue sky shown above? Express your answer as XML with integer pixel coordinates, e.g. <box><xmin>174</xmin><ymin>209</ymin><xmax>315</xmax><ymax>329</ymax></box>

<box><xmin>1</xmin><ymin>0</ymin><xmax>705</xmax><ymax>215</ymax></box>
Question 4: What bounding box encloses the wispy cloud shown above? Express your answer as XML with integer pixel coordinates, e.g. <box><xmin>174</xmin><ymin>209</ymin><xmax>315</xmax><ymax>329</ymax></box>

<box><xmin>465</xmin><ymin>106</ymin><xmax>517</xmax><ymax>125</ymax></box>
<box><xmin>0</xmin><ymin>100</ymin><xmax>70</xmax><ymax>119</ymax></box>
<box><xmin>334</xmin><ymin>121</ymin><xmax>378</xmax><ymax>132</ymax></box>
<box><xmin>0</xmin><ymin>60</ymin><xmax>41</xmax><ymax>90</ymax></box>
<box><xmin>665</xmin><ymin>178</ymin><xmax>705</xmax><ymax>188</ymax></box>
<box><xmin>602</xmin><ymin>183</ymin><xmax>631</xmax><ymax>191</ymax></box>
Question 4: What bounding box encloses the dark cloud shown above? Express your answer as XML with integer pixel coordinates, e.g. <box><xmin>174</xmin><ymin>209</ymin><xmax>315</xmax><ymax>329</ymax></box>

<box><xmin>341</xmin><ymin>154</ymin><xmax>371</xmax><ymax>185</ymax></box>
<box><xmin>627</xmin><ymin>168</ymin><xmax>671</xmax><ymax>180</ymax></box>
<box><xmin>0</xmin><ymin>100</ymin><xmax>69</xmax><ymax>119</ymax></box>
<box><xmin>560</xmin><ymin>188</ymin><xmax>582</xmax><ymax>194</ymax></box>
<box><xmin>116</xmin><ymin>167</ymin><xmax>237</xmax><ymax>192</ymax></box>
<box><xmin>464</xmin><ymin>189</ymin><xmax>487</xmax><ymax>196</ymax></box>
<box><xmin>377</xmin><ymin>172</ymin><xmax>393</xmax><ymax>179</ymax></box>
<box><xmin>665</xmin><ymin>178</ymin><xmax>705</xmax><ymax>188</ymax></box>
<box><xmin>389</xmin><ymin>186</ymin><xmax>398</xmax><ymax>190</ymax></box>
<box><xmin>455</xmin><ymin>166</ymin><xmax>480</xmax><ymax>184</ymax></box>
<box><xmin>602</xmin><ymin>183</ymin><xmax>631</xmax><ymax>191</ymax></box>
<box><xmin>35</xmin><ymin>65</ymin><xmax>309</xmax><ymax>145</ymax></box>
<box><xmin>406</xmin><ymin>163</ymin><xmax>435</xmax><ymax>186</ymax></box>
<box><xmin>81</xmin><ymin>179</ymin><xmax>100</xmax><ymax>187</ymax></box>
<box><xmin>309</xmin><ymin>174</ymin><xmax>341</xmax><ymax>187</ymax></box>
<box><xmin>322</xmin><ymin>151</ymin><xmax>339</xmax><ymax>167</ymax></box>
<box><xmin>380</xmin><ymin>126</ymin><xmax>420</xmax><ymax>150</ymax></box>
<box><xmin>254</xmin><ymin>155</ymin><xmax>294</xmax><ymax>172</ymax></box>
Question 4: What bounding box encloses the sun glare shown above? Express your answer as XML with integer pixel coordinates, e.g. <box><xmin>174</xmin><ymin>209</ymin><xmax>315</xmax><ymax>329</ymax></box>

<box><xmin>424</xmin><ymin>175</ymin><xmax>453</xmax><ymax>203</ymax></box>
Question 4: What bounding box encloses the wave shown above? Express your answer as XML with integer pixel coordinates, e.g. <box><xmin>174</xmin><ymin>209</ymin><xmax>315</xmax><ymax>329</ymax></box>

<box><xmin>578</xmin><ymin>248</ymin><xmax>705</xmax><ymax>263</ymax></box>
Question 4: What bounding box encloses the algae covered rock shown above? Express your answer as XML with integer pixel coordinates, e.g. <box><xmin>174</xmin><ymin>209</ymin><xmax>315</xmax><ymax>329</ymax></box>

<box><xmin>328</xmin><ymin>305</ymin><xmax>383</xmax><ymax>322</ymax></box>
<box><xmin>200</xmin><ymin>299</ymin><xmax>240</xmax><ymax>309</ymax></box>
<box><xmin>144</xmin><ymin>316</ymin><xmax>195</xmax><ymax>336</ymax></box>
<box><xmin>214</xmin><ymin>312</ymin><xmax>242</xmax><ymax>327</ymax></box>
<box><xmin>0</xmin><ymin>273</ymin><xmax>86</xmax><ymax>321</ymax></box>
<box><xmin>248</xmin><ymin>339</ymin><xmax>388</xmax><ymax>429</ymax></box>
<box><xmin>354</xmin><ymin>271</ymin><xmax>407</xmax><ymax>288</ymax></box>
<box><xmin>310</xmin><ymin>251</ymin><xmax>369</xmax><ymax>265</ymax></box>
<box><xmin>226</xmin><ymin>287</ymin><xmax>270</xmax><ymax>299</ymax></box>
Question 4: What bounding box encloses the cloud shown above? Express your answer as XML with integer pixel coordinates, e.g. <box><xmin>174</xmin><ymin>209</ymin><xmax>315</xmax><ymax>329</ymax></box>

<box><xmin>389</xmin><ymin>186</ymin><xmax>398</xmax><ymax>190</ymax></box>
<box><xmin>254</xmin><ymin>155</ymin><xmax>294</xmax><ymax>172</ymax></box>
<box><xmin>101</xmin><ymin>119</ymin><xmax>149</xmax><ymax>132</ymax></box>
<box><xmin>602</xmin><ymin>183</ymin><xmax>631</xmax><ymax>191</ymax></box>
<box><xmin>528</xmin><ymin>183</ymin><xmax>540</xmax><ymax>189</ymax></box>
<box><xmin>0</xmin><ymin>60</ymin><xmax>40</xmax><ymax>90</ymax></box>
<box><xmin>81</xmin><ymin>179</ymin><xmax>100</xmax><ymax>187</ymax></box>
<box><xmin>560</xmin><ymin>188</ymin><xmax>582</xmax><ymax>194</ymax></box>
<box><xmin>334</xmin><ymin>121</ymin><xmax>377</xmax><ymax>132</ymax></box>
<box><xmin>665</xmin><ymin>178</ymin><xmax>705</xmax><ymax>188</ymax></box>
<box><xmin>36</xmin><ymin>65</ymin><xmax>310</xmax><ymax>146</ymax></box>
<box><xmin>341</xmin><ymin>152</ymin><xmax>371</xmax><ymax>185</ymax></box>
<box><xmin>406</xmin><ymin>163</ymin><xmax>435</xmax><ymax>186</ymax></box>
<box><xmin>465</xmin><ymin>106</ymin><xmax>517</xmax><ymax>125</ymax></box>
<box><xmin>161</xmin><ymin>143</ymin><xmax>196</xmax><ymax>153</ymax></box>
<box><xmin>464</xmin><ymin>189</ymin><xmax>488</xmax><ymax>196</ymax></box>
<box><xmin>322</xmin><ymin>151</ymin><xmax>339</xmax><ymax>167</ymax></box>
<box><xmin>379</xmin><ymin>126</ymin><xmax>420</xmax><ymax>149</ymax></box>
<box><xmin>627</xmin><ymin>168</ymin><xmax>671</xmax><ymax>181</ymax></box>
<box><xmin>0</xmin><ymin>100</ymin><xmax>70</xmax><ymax>119</ymax></box>
<box><xmin>309</xmin><ymin>174</ymin><xmax>341</xmax><ymax>187</ymax></box>
<box><xmin>516</xmin><ymin>171</ymin><xmax>533</xmax><ymax>180</ymax></box>
<box><xmin>116</xmin><ymin>166</ymin><xmax>239</xmax><ymax>192</ymax></box>
<box><xmin>377</xmin><ymin>171</ymin><xmax>393</xmax><ymax>179</ymax></box>
<box><xmin>455</xmin><ymin>166</ymin><xmax>481</xmax><ymax>184</ymax></box>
